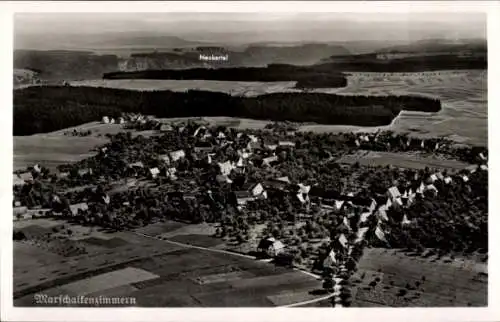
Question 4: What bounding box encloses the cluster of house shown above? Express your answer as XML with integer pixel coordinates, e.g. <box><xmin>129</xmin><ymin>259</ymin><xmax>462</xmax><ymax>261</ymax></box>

<box><xmin>353</xmin><ymin>132</ymin><xmax>445</xmax><ymax>152</ymax></box>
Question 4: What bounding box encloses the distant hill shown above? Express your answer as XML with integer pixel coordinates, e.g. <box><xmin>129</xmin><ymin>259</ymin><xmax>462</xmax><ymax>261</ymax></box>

<box><xmin>14</xmin><ymin>50</ymin><xmax>119</xmax><ymax>81</ymax></box>
<box><xmin>14</xmin><ymin>43</ymin><xmax>351</xmax><ymax>81</ymax></box>
<box><xmin>375</xmin><ymin>38</ymin><xmax>487</xmax><ymax>54</ymax></box>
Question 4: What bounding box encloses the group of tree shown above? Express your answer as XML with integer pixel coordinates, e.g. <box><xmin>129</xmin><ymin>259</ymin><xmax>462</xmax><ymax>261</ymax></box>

<box><xmin>14</xmin><ymin>86</ymin><xmax>440</xmax><ymax>135</ymax></box>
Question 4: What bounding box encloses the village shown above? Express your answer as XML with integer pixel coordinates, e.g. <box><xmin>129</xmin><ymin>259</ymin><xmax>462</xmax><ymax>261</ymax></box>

<box><xmin>13</xmin><ymin>113</ymin><xmax>488</xmax><ymax>307</ymax></box>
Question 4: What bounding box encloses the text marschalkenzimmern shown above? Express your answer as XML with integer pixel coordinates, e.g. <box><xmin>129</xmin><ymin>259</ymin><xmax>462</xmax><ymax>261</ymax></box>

<box><xmin>33</xmin><ymin>293</ymin><xmax>137</xmax><ymax>306</ymax></box>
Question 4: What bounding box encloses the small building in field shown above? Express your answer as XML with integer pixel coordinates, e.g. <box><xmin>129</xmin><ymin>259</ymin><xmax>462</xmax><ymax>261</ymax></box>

<box><xmin>102</xmin><ymin>116</ymin><xmax>110</xmax><ymax>124</ymax></box>
<box><xmin>258</xmin><ymin>237</ymin><xmax>285</xmax><ymax>257</ymax></box>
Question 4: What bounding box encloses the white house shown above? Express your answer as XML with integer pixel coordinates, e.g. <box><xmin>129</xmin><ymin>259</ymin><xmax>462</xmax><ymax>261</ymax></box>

<box><xmin>387</xmin><ymin>186</ymin><xmax>401</xmax><ymax>200</ymax></box>
<box><xmin>218</xmin><ymin>161</ymin><xmax>235</xmax><ymax>176</ymax></box>
<box><xmin>323</xmin><ymin>249</ymin><xmax>337</xmax><ymax>268</ymax></box>
<box><xmin>149</xmin><ymin>167</ymin><xmax>160</xmax><ymax>179</ymax></box>
<box><xmin>429</xmin><ymin>174</ymin><xmax>438</xmax><ymax>183</ymax></box>
<box><xmin>169</xmin><ymin>150</ymin><xmax>186</xmax><ymax>162</ymax></box>
<box><xmin>444</xmin><ymin>176</ymin><xmax>453</xmax><ymax>184</ymax></box>
<box><xmin>377</xmin><ymin>206</ymin><xmax>389</xmax><ymax>221</ymax></box>
<box><xmin>69</xmin><ymin>203</ymin><xmax>89</xmax><ymax>216</ymax></box>
<box><xmin>355</xmin><ymin>227</ymin><xmax>369</xmax><ymax>243</ymax></box>
<box><xmin>262</xmin><ymin>155</ymin><xmax>279</xmax><ymax>167</ymax></box>
<box><xmin>193</xmin><ymin>126</ymin><xmax>206</xmax><ymax>137</ymax></box>
<box><xmin>33</xmin><ymin>164</ymin><xmax>41</xmax><ymax>173</ymax></box>
<box><xmin>479</xmin><ymin>152</ymin><xmax>487</xmax><ymax>161</ymax></box>
<box><xmin>118</xmin><ymin>117</ymin><xmax>125</xmax><ymax>124</ymax></box>
<box><xmin>128</xmin><ymin>162</ymin><xmax>144</xmax><ymax>169</ymax></box>
<box><xmin>425</xmin><ymin>184</ymin><xmax>438</xmax><ymax>196</ymax></box>
<box><xmin>167</xmin><ymin>168</ymin><xmax>177</xmax><ymax>180</ymax></box>
<box><xmin>102</xmin><ymin>116</ymin><xmax>110</xmax><ymax>124</ymax></box>
<box><xmin>338</xmin><ymin>234</ymin><xmax>348</xmax><ymax>249</ymax></box>
<box><xmin>462</xmin><ymin>175</ymin><xmax>469</xmax><ymax>182</ymax></box>
<box><xmin>278</xmin><ymin>141</ymin><xmax>296</xmax><ymax>148</ymax></box>
<box><xmin>480</xmin><ymin>164</ymin><xmax>488</xmax><ymax>171</ymax></box>
<box><xmin>359</xmin><ymin>212</ymin><xmax>372</xmax><ymax>224</ymax></box>
<box><xmin>258</xmin><ymin>237</ymin><xmax>285</xmax><ymax>257</ymax></box>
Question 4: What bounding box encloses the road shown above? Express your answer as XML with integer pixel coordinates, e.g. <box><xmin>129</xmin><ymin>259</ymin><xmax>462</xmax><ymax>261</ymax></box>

<box><xmin>133</xmin><ymin>231</ymin><xmax>334</xmax><ymax>308</ymax></box>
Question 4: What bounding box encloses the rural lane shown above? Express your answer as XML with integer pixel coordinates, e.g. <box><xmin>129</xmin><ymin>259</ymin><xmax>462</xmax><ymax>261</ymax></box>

<box><xmin>132</xmin><ymin>231</ymin><xmax>333</xmax><ymax>307</ymax></box>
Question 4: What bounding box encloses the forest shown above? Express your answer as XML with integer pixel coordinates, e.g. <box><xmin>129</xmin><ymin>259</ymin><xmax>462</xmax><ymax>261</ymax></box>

<box><xmin>14</xmin><ymin>86</ymin><xmax>441</xmax><ymax>135</ymax></box>
<box><xmin>103</xmin><ymin>64</ymin><xmax>348</xmax><ymax>89</ymax></box>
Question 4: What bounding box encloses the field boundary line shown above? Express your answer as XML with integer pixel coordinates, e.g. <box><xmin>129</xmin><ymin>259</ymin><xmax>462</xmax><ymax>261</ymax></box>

<box><xmin>132</xmin><ymin>231</ymin><xmax>328</xmax><ymax>307</ymax></box>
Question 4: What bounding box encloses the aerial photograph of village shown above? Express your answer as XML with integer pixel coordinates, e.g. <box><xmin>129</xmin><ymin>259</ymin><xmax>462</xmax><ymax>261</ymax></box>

<box><xmin>10</xmin><ymin>8</ymin><xmax>488</xmax><ymax>309</ymax></box>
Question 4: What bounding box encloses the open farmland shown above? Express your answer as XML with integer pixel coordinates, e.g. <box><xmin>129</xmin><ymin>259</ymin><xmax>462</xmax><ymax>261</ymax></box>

<box><xmin>338</xmin><ymin>150</ymin><xmax>470</xmax><ymax>170</ymax></box>
<box><xmin>69</xmin><ymin>70</ymin><xmax>486</xmax><ymax>146</ymax></box>
<box><xmin>14</xmin><ymin>121</ymin><xmax>160</xmax><ymax>171</ymax></box>
<box><xmin>306</xmin><ymin>70</ymin><xmax>487</xmax><ymax>146</ymax></box>
<box><xmin>350</xmin><ymin>248</ymin><xmax>487</xmax><ymax>307</ymax></box>
<box><xmin>13</xmin><ymin>220</ymin><xmax>323</xmax><ymax>307</ymax></box>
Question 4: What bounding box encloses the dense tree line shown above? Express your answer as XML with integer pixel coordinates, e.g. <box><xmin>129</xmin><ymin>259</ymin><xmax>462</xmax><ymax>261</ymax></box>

<box><xmin>315</xmin><ymin>54</ymin><xmax>486</xmax><ymax>72</ymax></box>
<box><xmin>103</xmin><ymin>64</ymin><xmax>348</xmax><ymax>88</ymax></box>
<box><xmin>14</xmin><ymin>86</ymin><xmax>441</xmax><ymax>135</ymax></box>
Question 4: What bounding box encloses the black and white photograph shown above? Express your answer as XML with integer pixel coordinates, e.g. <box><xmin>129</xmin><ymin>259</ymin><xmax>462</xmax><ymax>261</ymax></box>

<box><xmin>1</xmin><ymin>1</ymin><xmax>498</xmax><ymax>321</ymax></box>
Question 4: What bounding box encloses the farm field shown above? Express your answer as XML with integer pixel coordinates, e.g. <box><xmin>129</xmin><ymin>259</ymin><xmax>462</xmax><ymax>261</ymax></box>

<box><xmin>350</xmin><ymin>248</ymin><xmax>487</xmax><ymax>307</ymax></box>
<box><xmin>14</xmin><ymin>122</ymin><xmax>159</xmax><ymax>171</ymax></box>
<box><xmin>308</xmin><ymin>70</ymin><xmax>487</xmax><ymax>146</ymax></box>
<box><xmin>338</xmin><ymin>150</ymin><xmax>470</xmax><ymax>170</ymax></box>
<box><xmin>68</xmin><ymin>70</ymin><xmax>486</xmax><ymax>146</ymax></box>
<box><xmin>13</xmin><ymin>219</ymin><xmax>323</xmax><ymax>307</ymax></box>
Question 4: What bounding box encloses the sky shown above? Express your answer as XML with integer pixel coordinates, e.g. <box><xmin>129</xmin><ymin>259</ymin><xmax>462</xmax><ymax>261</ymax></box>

<box><xmin>14</xmin><ymin>12</ymin><xmax>487</xmax><ymax>47</ymax></box>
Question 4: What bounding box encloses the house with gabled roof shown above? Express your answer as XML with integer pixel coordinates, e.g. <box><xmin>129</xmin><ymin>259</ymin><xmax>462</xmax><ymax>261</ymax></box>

<box><xmin>387</xmin><ymin>186</ymin><xmax>401</xmax><ymax>200</ymax></box>
<box><xmin>128</xmin><ymin>161</ymin><xmax>144</xmax><ymax>169</ymax></box>
<box><xmin>444</xmin><ymin>176</ymin><xmax>453</xmax><ymax>184</ymax></box>
<box><xmin>278</xmin><ymin>141</ymin><xmax>296</xmax><ymax>148</ymax></box>
<box><xmin>262</xmin><ymin>155</ymin><xmax>279</xmax><ymax>167</ymax></box>
<box><xmin>323</xmin><ymin>249</ymin><xmax>337</xmax><ymax>268</ymax></box>
<box><xmin>241</xmin><ymin>182</ymin><xmax>265</xmax><ymax>197</ymax></box>
<box><xmin>149</xmin><ymin>167</ymin><xmax>160</xmax><ymax>179</ymax></box>
<box><xmin>234</xmin><ymin>191</ymin><xmax>256</xmax><ymax>206</ymax></box>
<box><xmin>258</xmin><ymin>237</ymin><xmax>285</xmax><ymax>257</ymax></box>
<box><xmin>170</xmin><ymin>150</ymin><xmax>186</xmax><ymax>162</ymax></box>
<box><xmin>69</xmin><ymin>203</ymin><xmax>89</xmax><ymax>216</ymax></box>
<box><xmin>218</xmin><ymin>161</ymin><xmax>235</xmax><ymax>176</ymax></box>
<box><xmin>264</xmin><ymin>176</ymin><xmax>290</xmax><ymax>191</ymax></box>
<box><xmin>160</xmin><ymin>124</ymin><xmax>173</xmax><ymax>132</ymax></box>
<box><xmin>216</xmin><ymin>174</ymin><xmax>233</xmax><ymax>184</ymax></box>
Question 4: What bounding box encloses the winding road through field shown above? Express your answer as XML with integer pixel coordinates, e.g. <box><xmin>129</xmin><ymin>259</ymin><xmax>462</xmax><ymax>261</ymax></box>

<box><xmin>132</xmin><ymin>231</ymin><xmax>333</xmax><ymax>307</ymax></box>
